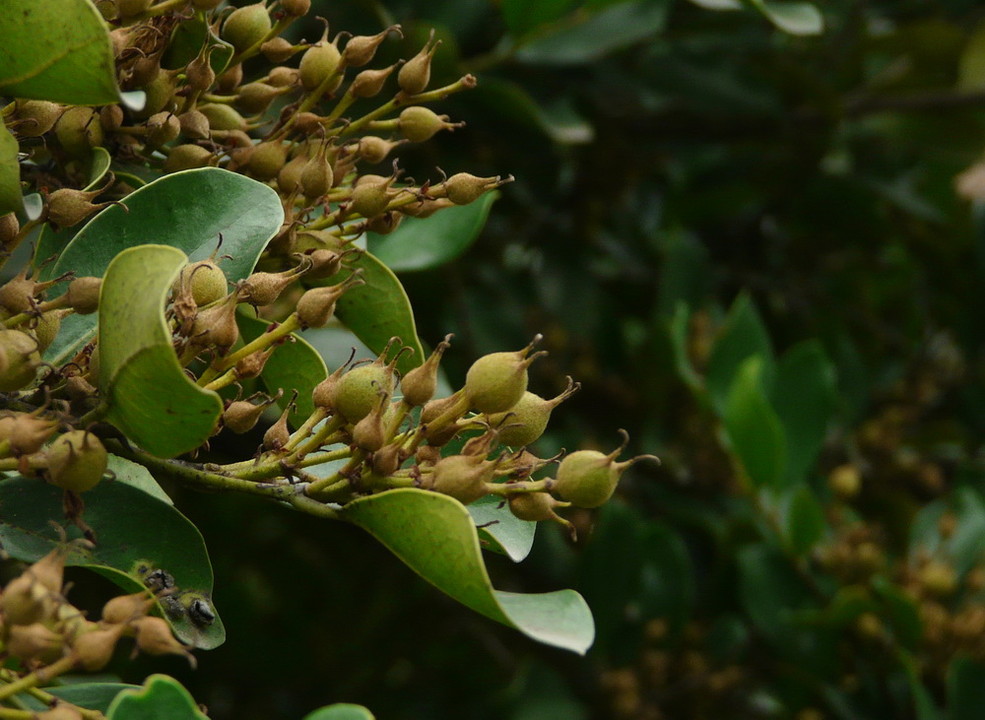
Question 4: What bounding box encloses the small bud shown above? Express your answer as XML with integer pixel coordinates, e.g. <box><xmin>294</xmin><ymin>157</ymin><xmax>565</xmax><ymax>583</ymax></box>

<box><xmin>65</xmin><ymin>276</ymin><xmax>102</xmax><ymax>315</ymax></box>
<box><xmin>0</xmin><ymin>329</ymin><xmax>42</xmax><ymax>391</ymax></box>
<box><xmin>14</xmin><ymin>100</ymin><xmax>62</xmax><ymax>138</ymax></box>
<box><xmin>352</xmin><ymin>393</ymin><xmax>388</xmax><ymax>451</ymax></box>
<box><xmin>101</xmin><ymin>591</ymin><xmax>155</xmax><ymax>625</ymax></box>
<box><xmin>295</xmin><ymin>275</ymin><xmax>362</xmax><ymax>329</ymax></box>
<box><xmin>46</xmin><ymin>186</ymin><xmax>115</xmax><ymax>228</ymax></box>
<box><xmin>349</xmin><ymin>63</ymin><xmax>398</xmax><ymax>98</ymax></box>
<box><xmin>401</xmin><ymin>334</ymin><xmax>451</xmax><ymax>406</ymax></box>
<box><xmin>301</xmin><ymin>249</ymin><xmax>343</xmax><ymax>280</ymax></box>
<box><xmin>47</xmin><ymin>430</ymin><xmax>109</xmax><ymax>493</ymax></box>
<box><xmin>190</xmin><ymin>290</ymin><xmax>241</xmax><ymax>352</ymax></box>
<box><xmin>236</xmin><ymin>81</ymin><xmax>282</xmax><ymax>114</ymax></box>
<box><xmin>507</xmin><ymin>491</ymin><xmax>572</xmax><ymax>527</ymax></box>
<box><xmin>178</xmin><ymin>110</ymin><xmax>210</xmax><ymax>140</ymax></box>
<box><xmin>0</xmin><ymin>267</ymin><xmax>40</xmax><ymax>314</ymax></box>
<box><xmin>398</xmin><ymin>197</ymin><xmax>453</xmax><ymax>219</ymax></box>
<box><xmin>7</xmin><ymin>412</ymin><xmax>58</xmax><ymax>455</ymax></box>
<box><xmin>263</xmin><ymin>404</ymin><xmax>292</xmax><ymax>451</ymax></box>
<box><xmin>372</xmin><ymin>443</ymin><xmax>403</xmax><ymax>476</ymax></box>
<box><xmin>135</xmin><ymin>70</ymin><xmax>177</xmax><ymax>119</ymax></box>
<box><xmin>0</xmin><ymin>573</ymin><xmax>52</xmax><ymax>625</ymax></box>
<box><xmin>185</xmin><ymin>50</ymin><xmax>216</xmax><ymax>97</ymax></box>
<box><xmin>300</xmin><ymin>149</ymin><xmax>334</xmax><ymax>199</ymax></box>
<box><xmin>261</xmin><ymin>37</ymin><xmax>297</xmax><ymax>63</ymax></box>
<box><xmin>267</xmin><ymin>66</ymin><xmax>300</xmax><ymax>88</ymax></box>
<box><xmin>398</xmin><ymin>106</ymin><xmax>460</xmax><ymax>143</ymax></box>
<box><xmin>397</xmin><ymin>31</ymin><xmax>440</xmax><ymax>95</ymax></box>
<box><xmin>343</xmin><ymin>26</ymin><xmax>399</xmax><ymax>68</ymax></box>
<box><xmin>144</xmin><ymin>111</ymin><xmax>181</xmax><ymax>147</ymax></box>
<box><xmin>164</xmin><ymin>144</ymin><xmax>215</xmax><ymax>173</ymax></box>
<box><xmin>365</xmin><ymin>210</ymin><xmax>403</xmax><ymax>235</ymax></box>
<box><xmin>249</xmin><ymin>141</ymin><xmax>289</xmax><ymax>181</ymax></box>
<box><xmin>8</xmin><ymin>622</ymin><xmax>63</xmax><ymax>663</ymax></box>
<box><xmin>300</xmin><ymin>38</ymin><xmax>342</xmax><ymax>92</ymax></box>
<box><xmin>241</xmin><ymin>266</ymin><xmax>304</xmax><ymax>306</ymax></box>
<box><xmin>234</xmin><ymin>347</ymin><xmax>274</xmax><ymax>379</ymax></box>
<box><xmin>72</xmin><ymin>623</ymin><xmax>126</xmax><ymax>671</ymax></box>
<box><xmin>221</xmin><ymin>2</ymin><xmax>272</xmax><ymax>54</ymax></box>
<box><xmin>222</xmin><ymin>398</ymin><xmax>268</xmax><ymax>434</ymax></box>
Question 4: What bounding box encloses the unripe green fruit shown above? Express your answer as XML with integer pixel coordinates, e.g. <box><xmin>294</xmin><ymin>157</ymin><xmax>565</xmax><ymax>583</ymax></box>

<box><xmin>445</xmin><ymin>173</ymin><xmax>503</xmax><ymax>205</ymax></box>
<box><xmin>428</xmin><ymin>455</ymin><xmax>493</xmax><ymax>505</ymax></box>
<box><xmin>300</xmin><ymin>155</ymin><xmax>334</xmax><ymax>198</ymax></box>
<box><xmin>47</xmin><ymin>430</ymin><xmax>108</xmax><ymax>493</ymax></box>
<box><xmin>198</xmin><ymin>103</ymin><xmax>247</xmax><ymax>132</ymax></box>
<box><xmin>277</xmin><ymin>154</ymin><xmax>307</xmax><ymax>193</ymax></box>
<box><xmin>236</xmin><ymin>82</ymin><xmax>281</xmax><ymax>114</ymax></box>
<box><xmin>303</xmin><ymin>249</ymin><xmax>342</xmax><ymax>280</ymax></box>
<box><xmin>398</xmin><ymin>106</ymin><xmax>454</xmax><ymax>143</ymax></box>
<box><xmin>552</xmin><ymin>450</ymin><xmax>613</xmax><ymax>508</ymax></box>
<box><xmin>178</xmin><ymin>110</ymin><xmax>210</xmax><ymax>140</ymax></box>
<box><xmin>357</xmin><ymin>136</ymin><xmax>400</xmax><ymax>164</ymax></box>
<box><xmin>145</xmin><ymin>111</ymin><xmax>181</xmax><ymax>146</ymax></box>
<box><xmin>14</xmin><ymin>100</ymin><xmax>62</xmax><ymax>137</ymax></box>
<box><xmin>164</xmin><ymin>144</ymin><xmax>214</xmax><ymax>173</ymax></box>
<box><xmin>179</xmin><ymin>261</ymin><xmax>227</xmax><ymax>306</ymax></box>
<box><xmin>267</xmin><ymin>66</ymin><xmax>299</xmax><ymax>87</ymax></box>
<box><xmin>55</xmin><ymin>107</ymin><xmax>104</xmax><ymax>159</ymax></box>
<box><xmin>0</xmin><ymin>329</ymin><xmax>41</xmax><ymax>391</ymax></box>
<box><xmin>221</xmin><ymin>2</ymin><xmax>272</xmax><ymax>54</ymax></box>
<box><xmin>487</xmin><ymin>392</ymin><xmax>552</xmax><ymax>447</ymax></box>
<box><xmin>222</xmin><ymin>400</ymin><xmax>266</xmax><ymax>434</ymax></box>
<box><xmin>249</xmin><ymin>141</ymin><xmax>289</xmax><ymax>180</ymax></box>
<box><xmin>465</xmin><ymin>342</ymin><xmax>544</xmax><ymax>414</ymax></box>
<box><xmin>33</xmin><ymin>311</ymin><xmax>62</xmax><ymax>352</ymax></box>
<box><xmin>334</xmin><ymin>364</ymin><xmax>394</xmax><ymax>423</ymax></box>
<box><xmin>136</xmin><ymin>72</ymin><xmax>177</xmax><ymax>119</ymax></box>
<box><xmin>508</xmin><ymin>491</ymin><xmax>562</xmax><ymax>522</ymax></box>
<box><xmin>350</xmin><ymin>180</ymin><xmax>392</xmax><ymax>218</ymax></box>
<box><xmin>300</xmin><ymin>42</ymin><xmax>342</xmax><ymax>92</ymax></box>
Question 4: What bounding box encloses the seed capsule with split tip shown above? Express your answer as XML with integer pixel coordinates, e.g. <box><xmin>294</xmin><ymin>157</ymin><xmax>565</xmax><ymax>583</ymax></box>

<box><xmin>552</xmin><ymin>431</ymin><xmax>659</xmax><ymax>508</ymax></box>
<box><xmin>47</xmin><ymin>430</ymin><xmax>108</xmax><ymax>493</ymax></box>
<box><xmin>464</xmin><ymin>336</ymin><xmax>546</xmax><ymax>414</ymax></box>
<box><xmin>397</xmin><ymin>31</ymin><xmax>440</xmax><ymax>95</ymax></box>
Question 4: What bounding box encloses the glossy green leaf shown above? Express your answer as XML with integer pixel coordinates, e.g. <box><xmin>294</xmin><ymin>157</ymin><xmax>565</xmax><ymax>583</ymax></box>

<box><xmin>334</xmin><ymin>250</ymin><xmax>424</xmax><ymax>376</ymax></box>
<box><xmin>99</xmin><ymin>245</ymin><xmax>222</xmax><ymax>457</ymax></box>
<box><xmin>948</xmin><ymin>657</ymin><xmax>985</xmax><ymax>720</ymax></box>
<box><xmin>706</xmin><ymin>293</ymin><xmax>773</xmax><ymax>414</ymax></box>
<box><xmin>0</xmin><ymin>123</ymin><xmax>21</xmax><ymax>215</ymax></box>
<box><xmin>368</xmin><ymin>192</ymin><xmax>498</xmax><ymax>272</ymax></box>
<box><xmin>21</xmin><ymin>684</ymin><xmax>141</xmax><ymax>713</ymax></box>
<box><xmin>668</xmin><ymin>302</ymin><xmax>703</xmax><ymax>393</ymax></box>
<box><xmin>85</xmin><ymin>146</ymin><xmax>112</xmax><ymax>190</ymax></box>
<box><xmin>515</xmin><ymin>0</ymin><xmax>671</xmax><ymax>65</ymax></box>
<box><xmin>303</xmin><ymin>704</ymin><xmax>376</xmax><ymax>720</ymax></box>
<box><xmin>469</xmin><ymin>78</ymin><xmax>592</xmax><ymax>145</ymax></box>
<box><xmin>107</xmin><ymin>675</ymin><xmax>208</xmax><ymax>720</ymax></box>
<box><xmin>0</xmin><ymin>475</ymin><xmax>224</xmax><ymax>649</ymax></box>
<box><xmin>238</xmin><ymin>313</ymin><xmax>327</xmax><ymax>427</ymax></box>
<box><xmin>724</xmin><ymin>356</ymin><xmax>786</xmax><ymax>488</ymax></box>
<box><xmin>109</xmin><ymin>453</ymin><xmax>173</xmax><ymax>505</ymax></box>
<box><xmin>737</xmin><ymin>544</ymin><xmax>816</xmax><ymax>647</ymax></box>
<box><xmin>747</xmin><ymin>0</ymin><xmax>823</xmax><ymax>35</ymax></box>
<box><xmin>342</xmin><ymin>488</ymin><xmax>594</xmax><ymax>654</ymax></box>
<box><xmin>783</xmin><ymin>485</ymin><xmax>826</xmax><ymax>555</ymax></box>
<box><xmin>44</xmin><ymin>167</ymin><xmax>282</xmax><ymax>365</ymax></box>
<box><xmin>501</xmin><ymin>0</ymin><xmax>575</xmax><ymax>37</ymax></box>
<box><xmin>0</xmin><ymin>0</ymin><xmax>120</xmax><ymax>105</ymax></box>
<box><xmin>771</xmin><ymin>340</ymin><xmax>836</xmax><ymax>484</ymax></box>
<box><xmin>468</xmin><ymin>494</ymin><xmax>537</xmax><ymax>562</ymax></box>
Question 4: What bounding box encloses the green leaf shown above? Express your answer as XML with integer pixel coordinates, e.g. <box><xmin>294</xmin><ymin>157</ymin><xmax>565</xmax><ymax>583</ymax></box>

<box><xmin>0</xmin><ymin>0</ymin><xmax>120</xmax><ymax>105</ymax></box>
<box><xmin>99</xmin><ymin>245</ymin><xmax>222</xmax><ymax>458</ymax></box>
<box><xmin>783</xmin><ymin>485</ymin><xmax>826</xmax><ymax>555</ymax></box>
<box><xmin>0</xmin><ymin>123</ymin><xmax>21</xmax><ymax>216</ymax></box>
<box><xmin>342</xmin><ymin>488</ymin><xmax>594</xmax><ymax>654</ymax></box>
<box><xmin>108</xmin><ymin>454</ymin><xmax>173</xmax><ymax>505</ymax></box>
<box><xmin>22</xmin><ymin>684</ymin><xmax>141</xmax><ymax>713</ymax></box>
<box><xmin>737</xmin><ymin>544</ymin><xmax>815</xmax><ymax>644</ymax></box>
<box><xmin>515</xmin><ymin>0</ymin><xmax>671</xmax><ymax>65</ymax></box>
<box><xmin>959</xmin><ymin>24</ymin><xmax>985</xmax><ymax>91</ymax></box>
<box><xmin>771</xmin><ymin>340</ymin><xmax>836</xmax><ymax>484</ymax></box>
<box><xmin>238</xmin><ymin>312</ymin><xmax>328</xmax><ymax>428</ymax></box>
<box><xmin>668</xmin><ymin>303</ymin><xmax>702</xmax><ymax>393</ymax></box>
<box><xmin>44</xmin><ymin>167</ymin><xmax>282</xmax><ymax>365</ymax></box>
<box><xmin>948</xmin><ymin>657</ymin><xmax>985</xmax><ymax>720</ymax></box>
<box><xmin>303</xmin><ymin>704</ymin><xmax>376</xmax><ymax>720</ymax></box>
<box><xmin>107</xmin><ymin>675</ymin><xmax>208</xmax><ymax>720</ymax></box>
<box><xmin>688</xmin><ymin>0</ymin><xmax>742</xmax><ymax>8</ymax></box>
<box><xmin>468</xmin><ymin>494</ymin><xmax>537</xmax><ymax>562</ymax></box>
<box><xmin>368</xmin><ymin>192</ymin><xmax>498</xmax><ymax>272</ymax></box>
<box><xmin>723</xmin><ymin>356</ymin><xmax>786</xmax><ymax>489</ymax></box>
<box><xmin>0</xmin><ymin>475</ymin><xmax>225</xmax><ymax>649</ymax></box>
<box><xmin>334</xmin><ymin>250</ymin><xmax>424</xmax><ymax>376</ymax></box>
<box><xmin>501</xmin><ymin>0</ymin><xmax>576</xmax><ymax>37</ymax></box>
<box><xmin>706</xmin><ymin>292</ymin><xmax>773</xmax><ymax>414</ymax></box>
<box><xmin>746</xmin><ymin>0</ymin><xmax>824</xmax><ymax>36</ymax></box>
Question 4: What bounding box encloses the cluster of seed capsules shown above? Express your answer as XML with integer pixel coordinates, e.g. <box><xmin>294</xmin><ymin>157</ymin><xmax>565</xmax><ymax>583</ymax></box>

<box><xmin>0</xmin><ymin>546</ymin><xmax>193</xmax><ymax>720</ymax></box>
<box><xmin>0</xmin><ymin>0</ymin><xmax>656</xmax><ymax>521</ymax></box>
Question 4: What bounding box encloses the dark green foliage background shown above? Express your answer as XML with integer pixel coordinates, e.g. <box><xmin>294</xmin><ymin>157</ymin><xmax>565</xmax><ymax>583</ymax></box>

<box><xmin>124</xmin><ymin>0</ymin><xmax>985</xmax><ymax>717</ymax></box>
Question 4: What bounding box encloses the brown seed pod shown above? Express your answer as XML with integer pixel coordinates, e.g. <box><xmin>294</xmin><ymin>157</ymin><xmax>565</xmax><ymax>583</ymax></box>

<box><xmin>189</xmin><ymin>290</ymin><xmax>241</xmax><ymax>352</ymax></box>
<box><xmin>0</xmin><ymin>329</ymin><xmax>42</xmax><ymax>391</ymax></box>
<box><xmin>14</xmin><ymin>100</ymin><xmax>62</xmax><ymax>138</ymax></box>
<box><xmin>357</xmin><ymin>135</ymin><xmax>403</xmax><ymax>164</ymax></box>
<box><xmin>261</xmin><ymin>37</ymin><xmax>297</xmax><ymax>63</ymax></box>
<box><xmin>178</xmin><ymin>109</ymin><xmax>211</xmax><ymax>140</ymax></box>
<box><xmin>7</xmin><ymin>622</ymin><xmax>63</xmax><ymax>663</ymax></box>
<box><xmin>400</xmin><ymin>334</ymin><xmax>452</xmax><ymax>407</ymax></box>
<box><xmin>101</xmin><ymin>591</ymin><xmax>155</xmax><ymax>625</ymax></box>
<box><xmin>426</xmin><ymin>454</ymin><xmax>494</xmax><ymax>505</ymax></box>
<box><xmin>71</xmin><ymin>623</ymin><xmax>125</xmax><ymax>671</ymax></box>
<box><xmin>47</xmin><ymin>430</ymin><xmax>109</xmax><ymax>493</ymax></box>
<box><xmin>216</xmin><ymin>62</ymin><xmax>244</xmax><ymax>93</ymax></box>
<box><xmin>236</xmin><ymin>82</ymin><xmax>282</xmax><ymax>114</ymax></box>
<box><xmin>267</xmin><ymin>65</ymin><xmax>300</xmax><ymax>88</ymax></box>
<box><xmin>54</xmin><ymin>107</ymin><xmax>103</xmax><ymax>158</ymax></box>
<box><xmin>222</xmin><ymin>398</ymin><xmax>269</xmax><ymax>434</ymax></box>
<box><xmin>349</xmin><ymin>63</ymin><xmax>398</xmax><ymax>98</ymax></box>
<box><xmin>0</xmin><ymin>211</ymin><xmax>19</xmax><ymax>249</ymax></box>
<box><xmin>65</xmin><ymin>276</ymin><xmax>103</xmax><ymax>314</ymax></box>
<box><xmin>343</xmin><ymin>26</ymin><xmax>400</xmax><ymax>68</ymax></box>
<box><xmin>295</xmin><ymin>274</ymin><xmax>363</xmax><ymax>329</ymax></box>
<box><xmin>263</xmin><ymin>404</ymin><xmax>292</xmax><ymax>452</ymax></box>
<box><xmin>164</xmin><ymin>144</ymin><xmax>215</xmax><ymax>173</ymax></box>
<box><xmin>249</xmin><ymin>141</ymin><xmax>290</xmax><ymax>181</ymax></box>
